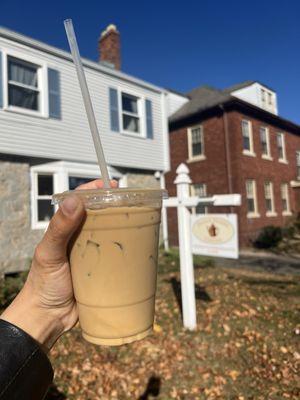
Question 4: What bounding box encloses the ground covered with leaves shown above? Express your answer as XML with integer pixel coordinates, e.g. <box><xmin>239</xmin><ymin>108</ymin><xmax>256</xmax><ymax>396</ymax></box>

<box><xmin>43</xmin><ymin>250</ymin><xmax>300</xmax><ymax>400</ymax></box>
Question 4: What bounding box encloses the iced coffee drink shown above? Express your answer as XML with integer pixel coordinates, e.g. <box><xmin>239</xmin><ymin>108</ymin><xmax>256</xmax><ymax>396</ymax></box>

<box><xmin>53</xmin><ymin>188</ymin><xmax>166</xmax><ymax>346</ymax></box>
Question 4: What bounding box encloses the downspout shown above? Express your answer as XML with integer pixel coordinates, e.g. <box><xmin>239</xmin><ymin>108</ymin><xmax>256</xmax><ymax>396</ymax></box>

<box><xmin>220</xmin><ymin>105</ymin><xmax>234</xmax><ymax>213</ymax></box>
<box><xmin>155</xmin><ymin>171</ymin><xmax>169</xmax><ymax>251</ymax></box>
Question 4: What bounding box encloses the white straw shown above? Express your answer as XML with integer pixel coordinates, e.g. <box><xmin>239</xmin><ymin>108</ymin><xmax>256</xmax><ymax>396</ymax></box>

<box><xmin>64</xmin><ymin>19</ymin><xmax>110</xmax><ymax>188</ymax></box>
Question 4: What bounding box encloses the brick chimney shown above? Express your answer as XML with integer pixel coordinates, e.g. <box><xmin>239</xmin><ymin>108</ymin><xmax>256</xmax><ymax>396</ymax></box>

<box><xmin>99</xmin><ymin>24</ymin><xmax>121</xmax><ymax>70</ymax></box>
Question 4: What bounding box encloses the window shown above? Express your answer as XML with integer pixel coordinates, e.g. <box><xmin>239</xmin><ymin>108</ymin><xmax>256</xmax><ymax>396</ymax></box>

<box><xmin>246</xmin><ymin>180</ymin><xmax>258</xmax><ymax>216</ymax></box>
<box><xmin>69</xmin><ymin>176</ymin><xmax>94</xmax><ymax>190</ymax></box>
<box><xmin>7</xmin><ymin>56</ymin><xmax>40</xmax><ymax>111</ymax></box>
<box><xmin>188</xmin><ymin>126</ymin><xmax>204</xmax><ymax>160</ymax></box>
<box><xmin>242</xmin><ymin>120</ymin><xmax>254</xmax><ymax>155</ymax></box>
<box><xmin>296</xmin><ymin>151</ymin><xmax>300</xmax><ymax>179</ymax></box>
<box><xmin>36</xmin><ymin>174</ymin><xmax>55</xmax><ymax>223</ymax></box>
<box><xmin>268</xmin><ymin>92</ymin><xmax>272</xmax><ymax>106</ymax></box>
<box><xmin>191</xmin><ymin>183</ymin><xmax>207</xmax><ymax>214</ymax></box>
<box><xmin>264</xmin><ymin>181</ymin><xmax>275</xmax><ymax>215</ymax></box>
<box><xmin>276</xmin><ymin>133</ymin><xmax>286</xmax><ymax>161</ymax></box>
<box><xmin>260</xmin><ymin>127</ymin><xmax>271</xmax><ymax>158</ymax></box>
<box><xmin>281</xmin><ymin>183</ymin><xmax>290</xmax><ymax>214</ymax></box>
<box><xmin>261</xmin><ymin>89</ymin><xmax>266</xmax><ymax>106</ymax></box>
<box><xmin>121</xmin><ymin>93</ymin><xmax>140</xmax><ymax>134</ymax></box>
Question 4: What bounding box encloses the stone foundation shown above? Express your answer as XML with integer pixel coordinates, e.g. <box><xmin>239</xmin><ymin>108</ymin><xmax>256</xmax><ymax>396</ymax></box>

<box><xmin>0</xmin><ymin>165</ymin><xmax>164</xmax><ymax>274</ymax></box>
<box><xmin>126</xmin><ymin>171</ymin><xmax>160</xmax><ymax>189</ymax></box>
<box><xmin>0</xmin><ymin>161</ymin><xmax>43</xmax><ymax>274</ymax></box>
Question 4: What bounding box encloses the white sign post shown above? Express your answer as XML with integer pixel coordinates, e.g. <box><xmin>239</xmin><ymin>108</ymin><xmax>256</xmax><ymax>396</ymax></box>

<box><xmin>163</xmin><ymin>163</ymin><xmax>241</xmax><ymax>330</ymax></box>
<box><xmin>174</xmin><ymin>164</ymin><xmax>197</xmax><ymax>330</ymax></box>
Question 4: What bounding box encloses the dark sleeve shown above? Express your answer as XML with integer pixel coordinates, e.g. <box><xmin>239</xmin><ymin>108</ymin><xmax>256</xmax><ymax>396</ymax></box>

<box><xmin>0</xmin><ymin>319</ymin><xmax>54</xmax><ymax>400</ymax></box>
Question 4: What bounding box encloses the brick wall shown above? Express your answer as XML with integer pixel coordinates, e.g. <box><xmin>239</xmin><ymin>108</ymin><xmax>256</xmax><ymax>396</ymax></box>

<box><xmin>166</xmin><ymin>109</ymin><xmax>300</xmax><ymax>247</ymax></box>
<box><xmin>165</xmin><ymin>114</ymin><xmax>231</xmax><ymax>245</ymax></box>
<box><xmin>228</xmin><ymin>111</ymin><xmax>300</xmax><ymax>245</ymax></box>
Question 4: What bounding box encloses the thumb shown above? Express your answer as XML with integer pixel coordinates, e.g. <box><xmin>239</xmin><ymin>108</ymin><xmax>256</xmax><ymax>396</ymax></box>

<box><xmin>35</xmin><ymin>195</ymin><xmax>85</xmax><ymax>266</ymax></box>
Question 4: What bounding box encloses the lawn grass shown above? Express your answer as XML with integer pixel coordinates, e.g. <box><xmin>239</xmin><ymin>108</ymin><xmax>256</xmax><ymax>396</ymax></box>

<box><xmin>46</xmin><ymin>249</ymin><xmax>300</xmax><ymax>399</ymax></box>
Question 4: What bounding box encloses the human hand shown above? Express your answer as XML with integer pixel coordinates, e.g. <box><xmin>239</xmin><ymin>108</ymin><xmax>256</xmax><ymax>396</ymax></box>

<box><xmin>0</xmin><ymin>179</ymin><xmax>117</xmax><ymax>351</ymax></box>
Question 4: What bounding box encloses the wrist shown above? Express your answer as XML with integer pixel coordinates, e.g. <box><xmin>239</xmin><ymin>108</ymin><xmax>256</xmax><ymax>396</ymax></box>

<box><xmin>0</xmin><ymin>287</ymin><xmax>64</xmax><ymax>351</ymax></box>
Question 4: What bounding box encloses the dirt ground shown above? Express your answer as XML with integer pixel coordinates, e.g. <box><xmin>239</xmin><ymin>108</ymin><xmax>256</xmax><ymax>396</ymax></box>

<box><xmin>43</xmin><ymin>250</ymin><xmax>300</xmax><ymax>400</ymax></box>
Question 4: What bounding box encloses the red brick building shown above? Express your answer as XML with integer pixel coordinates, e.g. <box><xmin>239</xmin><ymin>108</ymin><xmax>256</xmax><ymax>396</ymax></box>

<box><xmin>165</xmin><ymin>82</ymin><xmax>300</xmax><ymax>246</ymax></box>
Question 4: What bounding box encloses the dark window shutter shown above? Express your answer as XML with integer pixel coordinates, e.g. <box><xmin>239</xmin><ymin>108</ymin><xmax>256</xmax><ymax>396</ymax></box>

<box><xmin>0</xmin><ymin>51</ymin><xmax>3</xmax><ymax>108</ymax></box>
<box><xmin>48</xmin><ymin>68</ymin><xmax>61</xmax><ymax>119</ymax></box>
<box><xmin>145</xmin><ymin>99</ymin><xmax>153</xmax><ymax>139</ymax></box>
<box><xmin>109</xmin><ymin>87</ymin><xmax>119</xmax><ymax>132</ymax></box>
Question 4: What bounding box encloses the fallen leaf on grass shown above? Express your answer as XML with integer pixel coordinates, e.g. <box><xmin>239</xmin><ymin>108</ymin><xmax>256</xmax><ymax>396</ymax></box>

<box><xmin>153</xmin><ymin>323</ymin><xmax>163</xmax><ymax>333</ymax></box>
<box><xmin>280</xmin><ymin>346</ymin><xmax>288</xmax><ymax>354</ymax></box>
<box><xmin>228</xmin><ymin>370</ymin><xmax>240</xmax><ymax>381</ymax></box>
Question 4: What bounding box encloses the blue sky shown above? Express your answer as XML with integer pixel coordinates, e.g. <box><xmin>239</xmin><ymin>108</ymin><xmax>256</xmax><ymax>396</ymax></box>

<box><xmin>1</xmin><ymin>0</ymin><xmax>300</xmax><ymax>123</ymax></box>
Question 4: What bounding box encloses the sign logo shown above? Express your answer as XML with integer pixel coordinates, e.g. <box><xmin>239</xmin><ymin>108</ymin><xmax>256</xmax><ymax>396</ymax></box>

<box><xmin>192</xmin><ymin>216</ymin><xmax>234</xmax><ymax>244</ymax></box>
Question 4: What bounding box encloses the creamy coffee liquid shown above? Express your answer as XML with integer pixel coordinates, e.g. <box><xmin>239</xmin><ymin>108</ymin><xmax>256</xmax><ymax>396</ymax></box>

<box><xmin>70</xmin><ymin>206</ymin><xmax>161</xmax><ymax>345</ymax></box>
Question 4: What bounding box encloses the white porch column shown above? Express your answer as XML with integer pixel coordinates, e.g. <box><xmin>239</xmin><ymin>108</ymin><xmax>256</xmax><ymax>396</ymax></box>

<box><xmin>174</xmin><ymin>163</ymin><xmax>197</xmax><ymax>330</ymax></box>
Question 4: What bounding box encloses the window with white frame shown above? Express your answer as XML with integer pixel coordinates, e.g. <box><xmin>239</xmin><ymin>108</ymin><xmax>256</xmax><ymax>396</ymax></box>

<box><xmin>35</xmin><ymin>174</ymin><xmax>55</xmax><ymax>224</ymax></box>
<box><xmin>242</xmin><ymin>120</ymin><xmax>254</xmax><ymax>154</ymax></box>
<box><xmin>296</xmin><ymin>151</ymin><xmax>300</xmax><ymax>179</ymax></box>
<box><xmin>264</xmin><ymin>181</ymin><xmax>275</xmax><ymax>214</ymax></box>
<box><xmin>280</xmin><ymin>183</ymin><xmax>290</xmax><ymax>213</ymax></box>
<box><xmin>7</xmin><ymin>56</ymin><xmax>40</xmax><ymax>111</ymax></box>
<box><xmin>246</xmin><ymin>179</ymin><xmax>258</xmax><ymax>216</ymax></box>
<box><xmin>188</xmin><ymin>126</ymin><xmax>204</xmax><ymax>159</ymax></box>
<box><xmin>191</xmin><ymin>183</ymin><xmax>207</xmax><ymax>214</ymax></box>
<box><xmin>276</xmin><ymin>133</ymin><xmax>286</xmax><ymax>161</ymax></box>
<box><xmin>121</xmin><ymin>92</ymin><xmax>141</xmax><ymax>134</ymax></box>
<box><xmin>260</xmin><ymin>126</ymin><xmax>271</xmax><ymax>158</ymax></box>
<box><xmin>268</xmin><ymin>92</ymin><xmax>273</xmax><ymax>106</ymax></box>
<box><xmin>68</xmin><ymin>176</ymin><xmax>95</xmax><ymax>190</ymax></box>
<box><xmin>261</xmin><ymin>88</ymin><xmax>266</xmax><ymax>107</ymax></box>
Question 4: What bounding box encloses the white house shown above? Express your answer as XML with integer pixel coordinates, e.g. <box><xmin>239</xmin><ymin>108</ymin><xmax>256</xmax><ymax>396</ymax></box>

<box><xmin>0</xmin><ymin>24</ymin><xmax>172</xmax><ymax>273</ymax></box>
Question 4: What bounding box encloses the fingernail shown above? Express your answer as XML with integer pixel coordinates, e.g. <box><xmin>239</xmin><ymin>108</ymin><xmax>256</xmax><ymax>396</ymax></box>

<box><xmin>60</xmin><ymin>195</ymin><xmax>79</xmax><ymax>216</ymax></box>
<box><xmin>111</xmin><ymin>179</ymin><xmax>118</xmax><ymax>187</ymax></box>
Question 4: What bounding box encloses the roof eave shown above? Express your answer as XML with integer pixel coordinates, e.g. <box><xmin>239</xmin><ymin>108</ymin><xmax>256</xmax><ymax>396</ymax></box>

<box><xmin>0</xmin><ymin>26</ymin><xmax>165</xmax><ymax>94</ymax></box>
<box><xmin>169</xmin><ymin>98</ymin><xmax>300</xmax><ymax>134</ymax></box>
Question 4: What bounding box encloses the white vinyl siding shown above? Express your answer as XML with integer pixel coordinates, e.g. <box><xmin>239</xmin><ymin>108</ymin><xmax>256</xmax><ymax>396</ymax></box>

<box><xmin>246</xmin><ymin>179</ymin><xmax>259</xmax><ymax>218</ymax></box>
<box><xmin>242</xmin><ymin>120</ymin><xmax>255</xmax><ymax>156</ymax></box>
<box><xmin>264</xmin><ymin>181</ymin><xmax>276</xmax><ymax>216</ymax></box>
<box><xmin>187</xmin><ymin>125</ymin><xmax>205</xmax><ymax>161</ymax></box>
<box><xmin>166</xmin><ymin>91</ymin><xmax>189</xmax><ymax>116</ymax></box>
<box><xmin>0</xmin><ymin>35</ymin><xmax>168</xmax><ymax>172</ymax></box>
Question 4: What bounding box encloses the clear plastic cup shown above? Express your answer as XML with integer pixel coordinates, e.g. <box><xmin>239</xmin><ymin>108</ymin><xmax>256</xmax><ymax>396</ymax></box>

<box><xmin>52</xmin><ymin>188</ymin><xmax>167</xmax><ymax>346</ymax></box>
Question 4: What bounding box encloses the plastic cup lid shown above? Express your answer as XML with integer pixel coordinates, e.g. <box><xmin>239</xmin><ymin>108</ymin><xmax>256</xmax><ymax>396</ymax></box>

<box><xmin>52</xmin><ymin>188</ymin><xmax>168</xmax><ymax>208</ymax></box>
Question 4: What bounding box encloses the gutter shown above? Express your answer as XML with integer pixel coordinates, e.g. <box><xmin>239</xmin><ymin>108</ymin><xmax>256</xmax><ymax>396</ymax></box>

<box><xmin>169</xmin><ymin>98</ymin><xmax>300</xmax><ymax>135</ymax></box>
<box><xmin>220</xmin><ymin>105</ymin><xmax>233</xmax><ymax>209</ymax></box>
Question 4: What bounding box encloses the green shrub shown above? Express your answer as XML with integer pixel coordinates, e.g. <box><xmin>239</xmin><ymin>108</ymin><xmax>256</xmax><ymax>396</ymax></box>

<box><xmin>293</xmin><ymin>213</ymin><xmax>300</xmax><ymax>232</ymax></box>
<box><xmin>0</xmin><ymin>272</ymin><xmax>27</xmax><ymax>310</ymax></box>
<box><xmin>281</xmin><ymin>225</ymin><xmax>296</xmax><ymax>239</ymax></box>
<box><xmin>254</xmin><ymin>226</ymin><xmax>283</xmax><ymax>249</ymax></box>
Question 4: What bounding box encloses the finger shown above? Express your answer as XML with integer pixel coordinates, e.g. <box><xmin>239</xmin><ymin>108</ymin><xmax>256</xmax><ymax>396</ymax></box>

<box><xmin>35</xmin><ymin>195</ymin><xmax>85</xmax><ymax>266</ymax></box>
<box><xmin>76</xmin><ymin>179</ymin><xmax>118</xmax><ymax>191</ymax></box>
